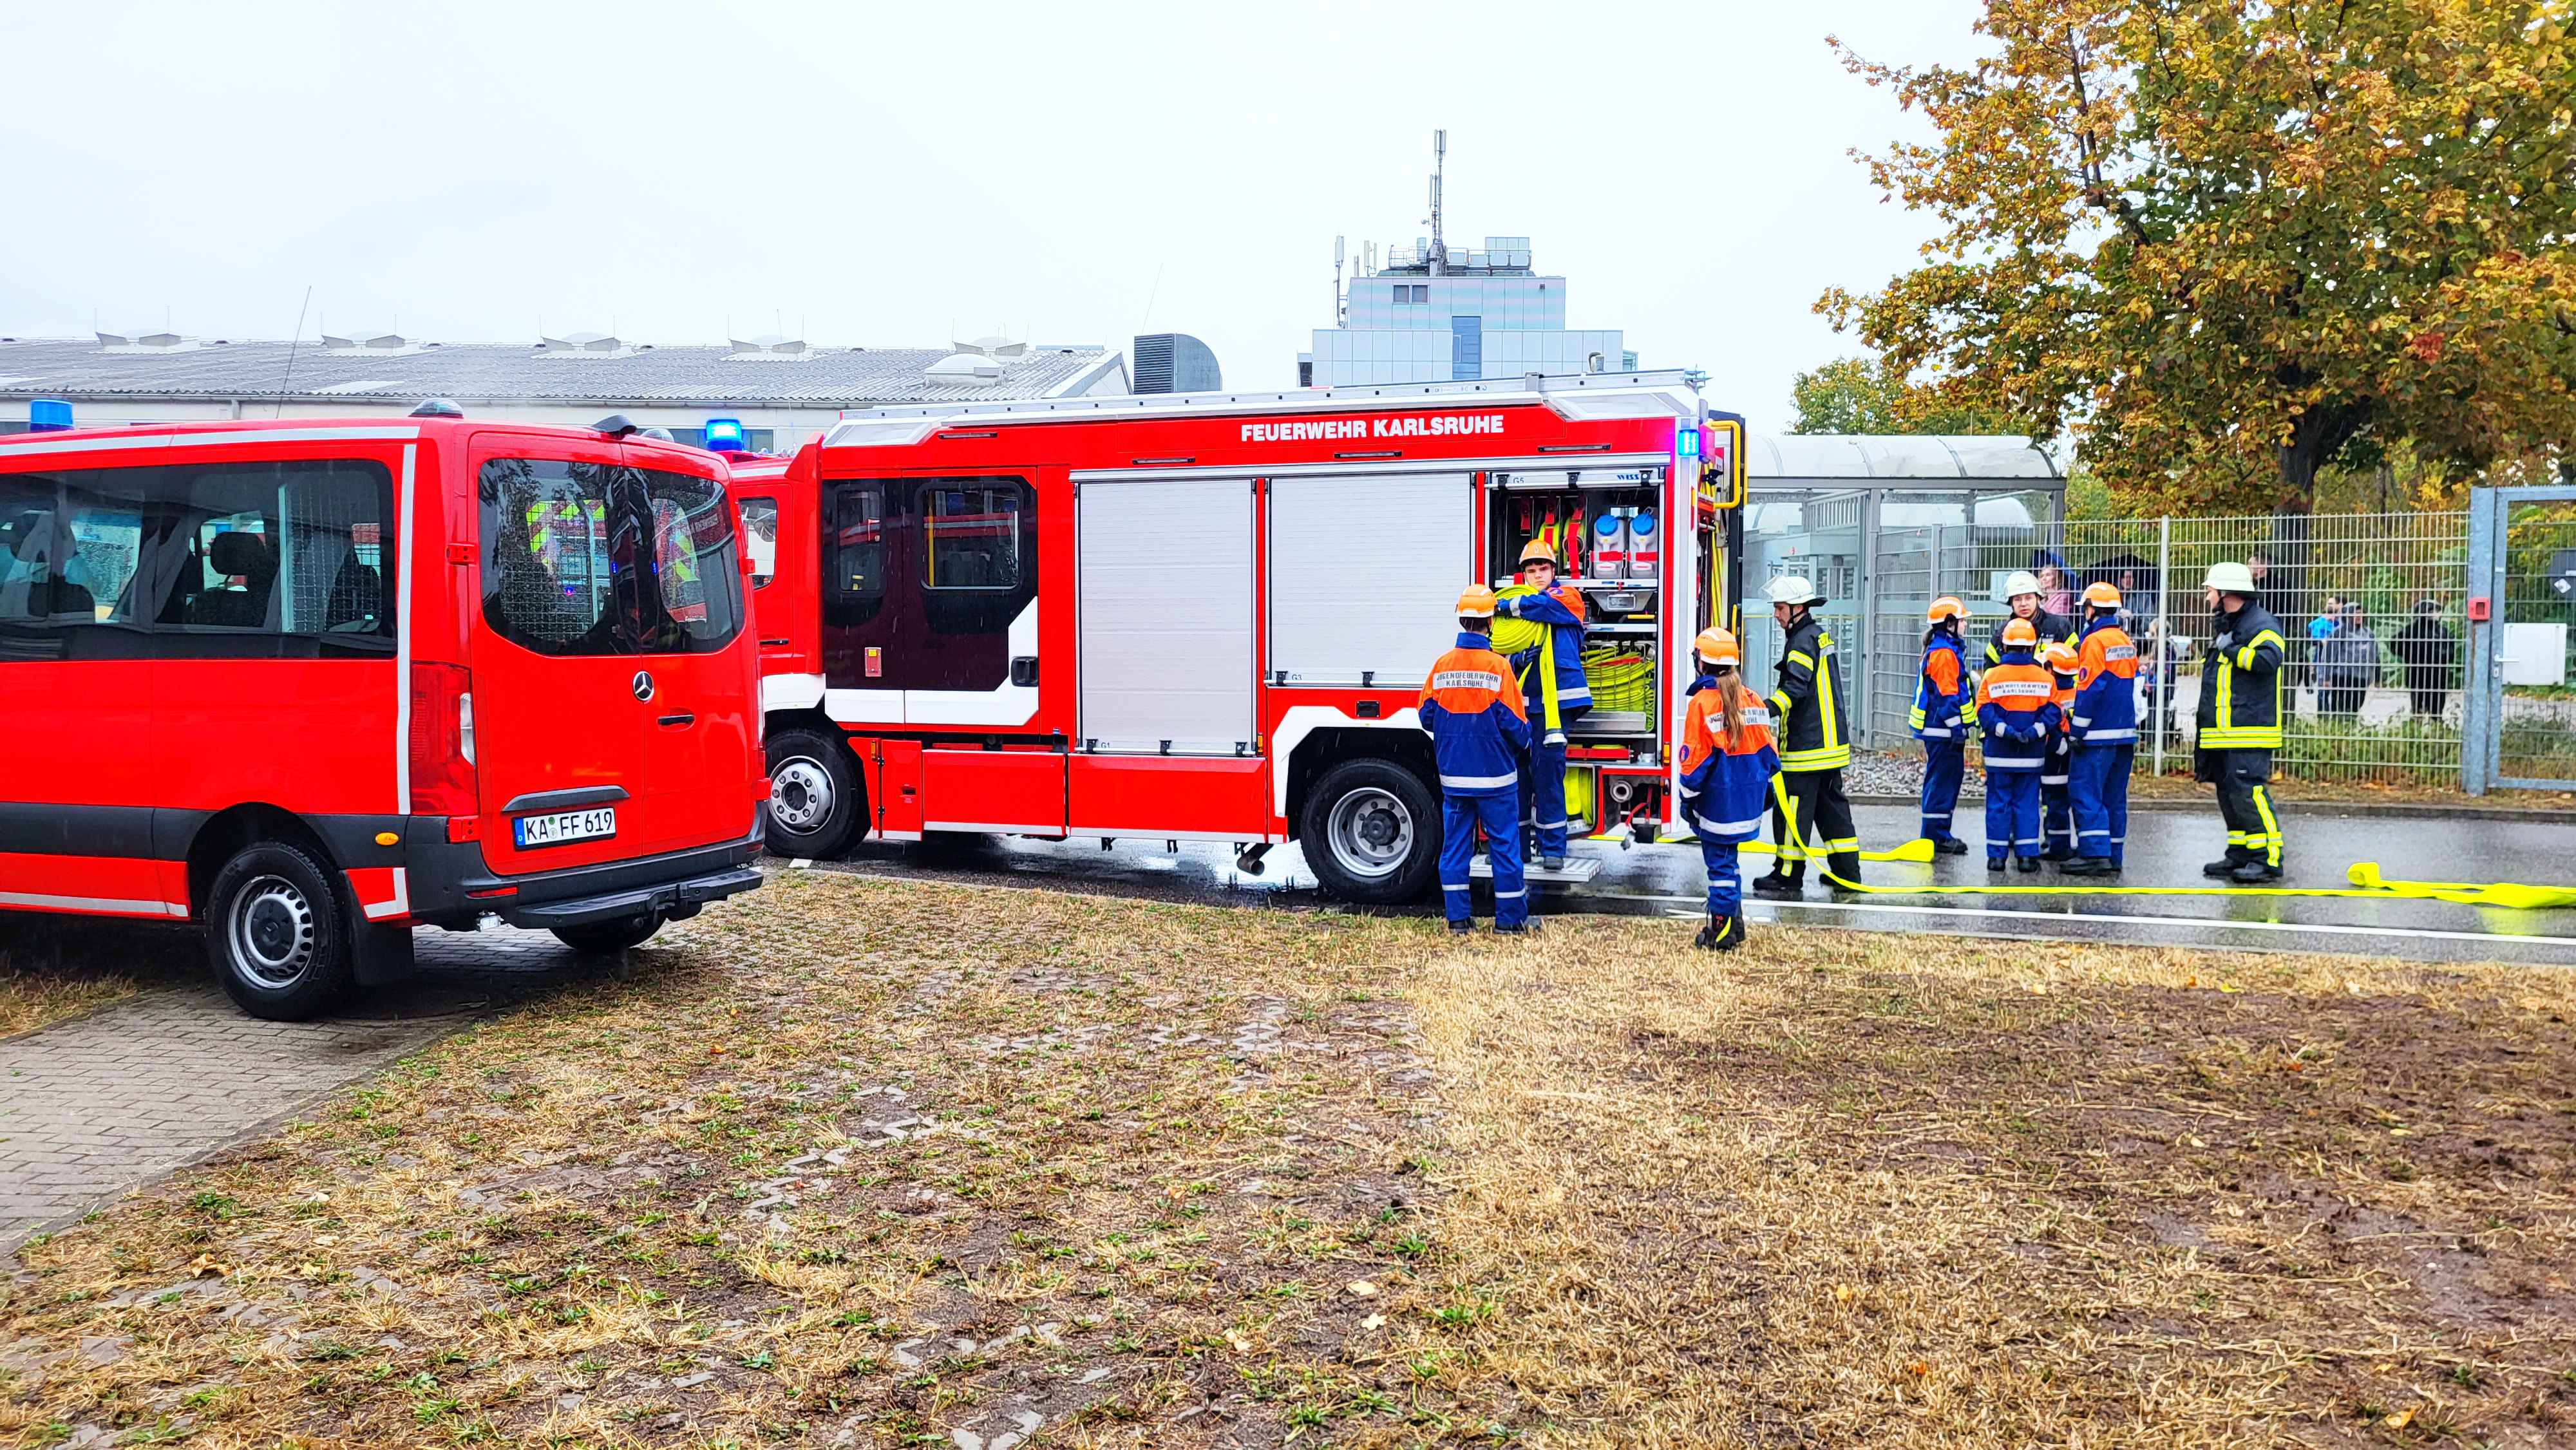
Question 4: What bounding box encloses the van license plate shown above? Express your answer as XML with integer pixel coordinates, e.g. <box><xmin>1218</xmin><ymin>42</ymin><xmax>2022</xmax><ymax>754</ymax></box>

<box><xmin>513</xmin><ymin>807</ymin><xmax>616</xmax><ymax>849</ymax></box>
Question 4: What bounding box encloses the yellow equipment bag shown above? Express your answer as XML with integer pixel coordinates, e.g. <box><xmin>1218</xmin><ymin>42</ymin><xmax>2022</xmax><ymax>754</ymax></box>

<box><xmin>1491</xmin><ymin>584</ymin><xmax>1562</xmax><ymax>730</ymax></box>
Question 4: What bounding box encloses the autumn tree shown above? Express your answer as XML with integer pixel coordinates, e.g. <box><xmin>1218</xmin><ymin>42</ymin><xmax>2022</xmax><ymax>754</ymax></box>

<box><xmin>1820</xmin><ymin>0</ymin><xmax>2576</xmax><ymax>513</ymax></box>
<box><xmin>1788</xmin><ymin>355</ymin><xmax>2027</xmax><ymax>433</ymax></box>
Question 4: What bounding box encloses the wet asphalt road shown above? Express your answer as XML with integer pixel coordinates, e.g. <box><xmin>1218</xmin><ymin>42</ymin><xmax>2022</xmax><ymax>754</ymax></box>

<box><xmin>788</xmin><ymin>803</ymin><xmax>2576</xmax><ymax>968</ymax></box>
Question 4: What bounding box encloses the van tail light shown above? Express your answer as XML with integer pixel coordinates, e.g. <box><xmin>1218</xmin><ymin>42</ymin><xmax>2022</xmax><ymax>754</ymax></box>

<box><xmin>410</xmin><ymin>663</ymin><xmax>480</xmax><ymax>831</ymax></box>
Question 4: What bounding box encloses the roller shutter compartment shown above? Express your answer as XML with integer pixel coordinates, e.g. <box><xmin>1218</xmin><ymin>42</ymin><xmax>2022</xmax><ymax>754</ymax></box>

<box><xmin>1077</xmin><ymin>476</ymin><xmax>1255</xmax><ymax>755</ymax></box>
<box><xmin>1268</xmin><ymin>471</ymin><xmax>1472</xmax><ymax>687</ymax></box>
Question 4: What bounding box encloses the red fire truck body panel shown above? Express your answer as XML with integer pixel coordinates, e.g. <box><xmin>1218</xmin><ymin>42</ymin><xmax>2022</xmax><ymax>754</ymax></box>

<box><xmin>0</xmin><ymin>416</ymin><xmax>767</xmax><ymax>1016</ymax></box>
<box><xmin>738</xmin><ymin>375</ymin><xmax>1743</xmax><ymax>898</ymax></box>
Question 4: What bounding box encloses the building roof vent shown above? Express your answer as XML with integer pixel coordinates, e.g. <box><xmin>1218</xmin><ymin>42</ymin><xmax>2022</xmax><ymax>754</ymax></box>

<box><xmin>952</xmin><ymin>335</ymin><xmax>1028</xmax><ymax>359</ymax></box>
<box><xmin>538</xmin><ymin>330</ymin><xmax>632</xmax><ymax>359</ymax></box>
<box><xmin>321</xmin><ymin>327</ymin><xmax>423</xmax><ymax>354</ymax></box>
<box><xmin>726</xmin><ymin>333</ymin><xmax>811</xmax><ymax>361</ymax></box>
<box><xmin>924</xmin><ymin>352</ymin><xmax>1004</xmax><ymax>386</ymax></box>
<box><xmin>96</xmin><ymin>329</ymin><xmax>198</xmax><ymax>353</ymax></box>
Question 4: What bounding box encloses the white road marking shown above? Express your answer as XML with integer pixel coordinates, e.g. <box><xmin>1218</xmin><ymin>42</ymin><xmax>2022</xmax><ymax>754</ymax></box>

<box><xmin>1596</xmin><ymin>894</ymin><xmax>2576</xmax><ymax>949</ymax></box>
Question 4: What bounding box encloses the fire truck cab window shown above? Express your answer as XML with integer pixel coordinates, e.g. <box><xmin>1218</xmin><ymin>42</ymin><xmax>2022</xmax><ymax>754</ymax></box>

<box><xmin>923</xmin><ymin>484</ymin><xmax>1023</xmax><ymax>590</ymax></box>
<box><xmin>737</xmin><ymin>496</ymin><xmax>778</xmax><ymax>587</ymax></box>
<box><xmin>829</xmin><ymin>485</ymin><xmax>885</xmax><ymax>600</ymax></box>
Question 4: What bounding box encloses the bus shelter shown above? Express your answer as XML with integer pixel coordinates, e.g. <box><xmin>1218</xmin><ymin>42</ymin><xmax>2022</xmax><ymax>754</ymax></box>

<box><xmin>1738</xmin><ymin>435</ymin><xmax>2065</xmax><ymax>749</ymax></box>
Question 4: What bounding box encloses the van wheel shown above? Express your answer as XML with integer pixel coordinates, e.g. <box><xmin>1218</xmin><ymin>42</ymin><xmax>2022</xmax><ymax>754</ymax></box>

<box><xmin>206</xmin><ymin>841</ymin><xmax>352</xmax><ymax>1021</ymax></box>
<box><xmin>765</xmin><ymin>726</ymin><xmax>864</xmax><ymax>858</ymax></box>
<box><xmin>1299</xmin><ymin>758</ymin><xmax>1440</xmax><ymax>905</ymax></box>
<box><xmin>551</xmin><ymin>916</ymin><xmax>664</xmax><ymax>956</ymax></box>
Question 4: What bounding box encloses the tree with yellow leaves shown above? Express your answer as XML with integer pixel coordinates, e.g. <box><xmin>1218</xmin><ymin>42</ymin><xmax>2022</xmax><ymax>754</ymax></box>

<box><xmin>1821</xmin><ymin>0</ymin><xmax>2576</xmax><ymax>513</ymax></box>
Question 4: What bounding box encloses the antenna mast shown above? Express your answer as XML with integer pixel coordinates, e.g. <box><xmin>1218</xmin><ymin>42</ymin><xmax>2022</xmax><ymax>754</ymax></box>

<box><xmin>1428</xmin><ymin>129</ymin><xmax>1448</xmax><ymax>276</ymax></box>
<box><xmin>1333</xmin><ymin>236</ymin><xmax>1346</xmax><ymax>326</ymax></box>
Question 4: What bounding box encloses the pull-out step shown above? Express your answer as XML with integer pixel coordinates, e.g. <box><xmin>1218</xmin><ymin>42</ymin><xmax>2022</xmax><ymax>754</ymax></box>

<box><xmin>1467</xmin><ymin>854</ymin><xmax>1603</xmax><ymax>884</ymax></box>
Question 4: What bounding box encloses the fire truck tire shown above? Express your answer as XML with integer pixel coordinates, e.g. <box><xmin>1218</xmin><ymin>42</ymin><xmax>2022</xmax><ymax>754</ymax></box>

<box><xmin>1299</xmin><ymin>758</ymin><xmax>1440</xmax><ymax>905</ymax></box>
<box><xmin>764</xmin><ymin>726</ymin><xmax>864</xmax><ymax>858</ymax></box>
<box><xmin>205</xmin><ymin>840</ymin><xmax>352</xmax><ymax>1021</ymax></box>
<box><xmin>551</xmin><ymin>915</ymin><xmax>665</xmax><ymax>956</ymax></box>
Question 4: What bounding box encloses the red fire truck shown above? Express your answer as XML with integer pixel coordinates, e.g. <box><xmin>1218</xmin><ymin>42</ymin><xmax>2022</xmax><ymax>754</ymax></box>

<box><xmin>732</xmin><ymin>372</ymin><xmax>1745</xmax><ymax>901</ymax></box>
<box><xmin>0</xmin><ymin>413</ymin><xmax>768</xmax><ymax>1018</ymax></box>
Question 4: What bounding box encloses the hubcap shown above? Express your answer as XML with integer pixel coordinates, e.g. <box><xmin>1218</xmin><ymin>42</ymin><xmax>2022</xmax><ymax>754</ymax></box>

<box><xmin>770</xmin><ymin>756</ymin><xmax>836</xmax><ymax>833</ymax></box>
<box><xmin>1325</xmin><ymin>787</ymin><xmax>1414</xmax><ymax>880</ymax></box>
<box><xmin>226</xmin><ymin>874</ymin><xmax>316</xmax><ymax>988</ymax></box>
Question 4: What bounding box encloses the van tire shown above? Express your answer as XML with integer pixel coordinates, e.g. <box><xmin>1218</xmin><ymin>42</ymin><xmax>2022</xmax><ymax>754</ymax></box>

<box><xmin>1298</xmin><ymin>758</ymin><xmax>1441</xmax><ymax>905</ymax></box>
<box><xmin>551</xmin><ymin>916</ymin><xmax>663</xmax><ymax>956</ymax></box>
<box><xmin>764</xmin><ymin>726</ymin><xmax>864</xmax><ymax>858</ymax></box>
<box><xmin>206</xmin><ymin>840</ymin><xmax>353</xmax><ymax>1021</ymax></box>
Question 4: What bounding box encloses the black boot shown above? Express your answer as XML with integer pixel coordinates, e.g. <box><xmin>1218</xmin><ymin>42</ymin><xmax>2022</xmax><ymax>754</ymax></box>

<box><xmin>2015</xmin><ymin>854</ymin><xmax>2042</xmax><ymax>873</ymax></box>
<box><xmin>2202</xmin><ymin>855</ymin><xmax>2246</xmax><ymax>878</ymax></box>
<box><xmin>2229</xmin><ymin>860</ymin><xmax>2284</xmax><ymax>883</ymax></box>
<box><xmin>1714</xmin><ymin>913</ymin><xmax>1747</xmax><ymax>952</ymax></box>
<box><xmin>1692</xmin><ymin>914</ymin><xmax>1721</xmax><ymax>950</ymax></box>
<box><xmin>1751</xmin><ymin>872</ymin><xmax>1803</xmax><ymax>900</ymax></box>
<box><xmin>1931</xmin><ymin>836</ymin><xmax>1969</xmax><ymax>856</ymax></box>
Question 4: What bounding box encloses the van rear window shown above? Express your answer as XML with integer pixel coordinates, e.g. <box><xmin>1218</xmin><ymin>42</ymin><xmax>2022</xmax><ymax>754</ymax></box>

<box><xmin>477</xmin><ymin>459</ymin><xmax>743</xmax><ymax>657</ymax></box>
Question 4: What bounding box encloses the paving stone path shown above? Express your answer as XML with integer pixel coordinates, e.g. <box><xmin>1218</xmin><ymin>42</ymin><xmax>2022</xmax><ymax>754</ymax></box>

<box><xmin>0</xmin><ymin>927</ymin><xmax>588</xmax><ymax>1255</ymax></box>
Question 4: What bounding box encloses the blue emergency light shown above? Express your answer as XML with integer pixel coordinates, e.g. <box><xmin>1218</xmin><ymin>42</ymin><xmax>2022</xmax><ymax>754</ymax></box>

<box><xmin>1676</xmin><ymin>425</ymin><xmax>1700</xmax><ymax>458</ymax></box>
<box><xmin>30</xmin><ymin>399</ymin><xmax>73</xmax><ymax>433</ymax></box>
<box><xmin>704</xmin><ymin>417</ymin><xmax>746</xmax><ymax>452</ymax></box>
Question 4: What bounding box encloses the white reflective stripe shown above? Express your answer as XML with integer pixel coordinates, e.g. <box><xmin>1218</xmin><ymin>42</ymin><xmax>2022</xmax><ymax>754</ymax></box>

<box><xmin>1558</xmin><ymin>687</ymin><xmax>1591</xmax><ymax>702</ymax></box>
<box><xmin>1440</xmin><ymin>772</ymin><xmax>1519</xmax><ymax>790</ymax></box>
<box><xmin>0</xmin><ymin>890</ymin><xmax>189</xmax><ymax>916</ymax></box>
<box><xmin>1918</xmin><ymin>726</ymin><xmax>1953</xmax><ymax>738</ymax></box>
<box><xmin>1534</xmin><ymin>818</ymin><xmax>1567</xmax><ymax>829</ymax></box>
<box><xmin>1432</xmin><ymin>670</ymin><xmax>1505</xmax><ymax>692</ymax></box>
<box><xmin>1443</xmin><ymin>883</ymin><xmax>1470</xmax><ymax>891</ymax></box>
<box><xmin>1493</xmin><ymin>889</ymin><xmax>1525</xmax><ymax>898</ymax></box>
<box><xmin>1985</xmin><ymin>681</ymin><xmax>2052</xmax><ymax>699</ymax></box>
<box><xmin>2081</xmin><ymin>728</ymin><xmax>2139</xmax><ymax>742</ymax></box>
<box><xmin>1984</xmin><ymin>757</ymin><xmax>2042</xmax><ymax>769</ymax></box>
<box><xmin>2070</xmin><ymin>714</ymin><xmax>2091</xmax><ymax>727</ymax></box>
<box><xmin>1696</xmin><ymin>813</ymin><xmax>1765</xmax><ymax>836</ymax></box>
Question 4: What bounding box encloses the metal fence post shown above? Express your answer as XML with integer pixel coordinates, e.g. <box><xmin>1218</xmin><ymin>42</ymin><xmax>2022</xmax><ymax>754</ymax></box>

<box><xmin>2461</xmin><ymin>485</ymin><xmax>2496</xmax><ymax>795</ymax></box>
<box><xmin>2153</xmin><ymin>514</ymin><xmax>2170</xmax><ymax>778</ymax></box>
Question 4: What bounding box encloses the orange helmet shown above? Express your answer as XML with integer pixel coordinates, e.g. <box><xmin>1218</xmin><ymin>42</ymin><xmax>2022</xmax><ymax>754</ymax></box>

<box><xmin>1518</xmin><ymin>538</ymin><xmax>1558</xmax><ymax>567</ymax></box>
<box><xmin>1455</xmin><ymin>586</ymin><xmax>1498</xmax><ymax>619</ymax></box>
<box><xmin>2082</xmin><ymin>581</ymin><xmax>2122</xmax><ymax>609</ymax></box>
<box><xmin>1694</xmin><ymin>628</ymin><xmax>1741</xmax><ymax>666</ymax></box>
<box><xmin>2001</xmin><ymin>618</ymin><xmax>2039</xmax><ymax>648</ymax></box>
<box><xmin>2041</xmin><ymin>641</ymin><xmax>2078</xmax><ymax>671</ymax></box>
<box><xmin>1926</xmin><ymin>595</ymin><xmax>1968</xmax><ymax>624</ymax></box>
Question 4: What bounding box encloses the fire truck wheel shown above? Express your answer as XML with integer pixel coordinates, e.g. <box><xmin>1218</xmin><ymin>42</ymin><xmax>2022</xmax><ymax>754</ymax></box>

<box><xmin>205</xmin><ymin>840</ymin><xmax>352</xmax><ymax>1021</ymax></box>
<box><xmin>550</xmin><ymin>915</ymin><xmax>665</xmax><ymax>956</ymax></box>
<box><xmin>765</xmin><ymin>727</ymin><xmax>864</xmax><ymax>858</ymax></box>
<box><xmin>1300</xmin><ymin>758</ymin><xmax>1439</xmax><ymax>904</ymax></box>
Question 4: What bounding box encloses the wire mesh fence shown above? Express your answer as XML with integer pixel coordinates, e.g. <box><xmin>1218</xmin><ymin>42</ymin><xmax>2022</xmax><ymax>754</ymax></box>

<box><xmin>2495</xmin><ymin>497</ymin><xmax>2576</xmax><ymax>786</ymax></box>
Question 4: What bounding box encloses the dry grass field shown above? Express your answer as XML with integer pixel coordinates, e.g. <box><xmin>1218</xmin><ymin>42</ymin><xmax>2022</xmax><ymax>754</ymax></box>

<box><xmin>3</xmin><ymin>871</ymin><xmax>2573</xmax><ymax>1447</ymax></box>
<box><xmin>0</xmin><ymin>916</ymin><xmax>201</xmax><ymax>1037</ymax></box>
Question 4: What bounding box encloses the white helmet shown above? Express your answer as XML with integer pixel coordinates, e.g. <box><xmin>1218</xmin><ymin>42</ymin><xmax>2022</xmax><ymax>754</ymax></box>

<box><xmin>1763</xmin><ymin>575</ymin><xmax>1825</xmax><ymax>607</ymax></box>
<box><xmin>2000</xmin><ymin>570</ymin><xmax>2042</xmax><ymax>601</ymax></box>
<box><xmin>2204</xmin><ymin>560</ymin><xmax>2258</xmax><ymax>594</ymax></box>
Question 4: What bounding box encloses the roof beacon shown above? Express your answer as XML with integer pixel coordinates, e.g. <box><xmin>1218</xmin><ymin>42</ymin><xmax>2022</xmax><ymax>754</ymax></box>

<box><xmin>409</xmin><ymin>397</ymin><xmax>465</xmax><ymax>419</ymax></box>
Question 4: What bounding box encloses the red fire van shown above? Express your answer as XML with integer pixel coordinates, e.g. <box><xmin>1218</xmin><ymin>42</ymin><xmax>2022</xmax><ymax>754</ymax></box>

<box><xmin>729</xmin><ymin>373</ymin><xmax>1744</xmax><ymax>902</ymax></box>
<box><xmin>0</xmin><ymin>413</ymin><xmax>767</xmax><ymax>1019</ymax></box>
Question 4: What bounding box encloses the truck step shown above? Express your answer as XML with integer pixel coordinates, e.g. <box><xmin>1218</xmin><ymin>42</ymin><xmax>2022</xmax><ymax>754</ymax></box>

<box><xmin>1467</xmin><ymin>854</ymin><xmax>1603</xmax><ymax>883</ymax></box>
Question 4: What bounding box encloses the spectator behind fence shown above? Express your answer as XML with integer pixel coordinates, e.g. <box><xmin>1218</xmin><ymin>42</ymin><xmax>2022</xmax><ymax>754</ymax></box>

<box><xmin>2033</xmin><ymin>554</ymin><xmax>2075</xmax><ymax>617</ymax></box>
<box><xmin>2306</xmin><ymin>595</ymin><xmax>2341</xmax><ymax>690</ymax></box>
<box><xmin>2390</xmin><ymin>599</ymin><xmax>2459</xmax><ymax>720</ymax></box>
<box><xmin>2315</xmin><ymin>601</ymin><xmax>2380</xmax><ymax>718</ymax></box>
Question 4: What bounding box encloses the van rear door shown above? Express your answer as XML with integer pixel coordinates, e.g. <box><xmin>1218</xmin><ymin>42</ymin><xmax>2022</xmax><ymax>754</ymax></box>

<box><xmin>623</xmin><ymin>448</ymin><xmax>758</xmax><ymax>858</ymax></box>
<box><xmin>468</xmin><ymin>435</ymin><xmax>650</xmax><ymax>874</ymax></box>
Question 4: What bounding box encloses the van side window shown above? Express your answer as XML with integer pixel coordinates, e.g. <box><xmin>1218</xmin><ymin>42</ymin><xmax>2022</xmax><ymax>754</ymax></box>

<box><xmin>737</xmin><ymin>496</ymin><xmax>778</xmax><ymax>588</ymax></box>
<box><xmin>636</xmin><ymin>467</ymin><xmax>744</xmax><ymax>655</ymax></box>
<box><xmin>923</xmin><ymin>484</ymin><xmax>1024</xmax><ymax>590</ymax></box>
<box><xmin>151</xmin><ymin>461</ymin><xmax>396</xmax><ymax>653</ymax></box>
<box><xmin>0</xmin><ymin>470</ymin><xmax>149</xmax><ymax>646</ymax></box>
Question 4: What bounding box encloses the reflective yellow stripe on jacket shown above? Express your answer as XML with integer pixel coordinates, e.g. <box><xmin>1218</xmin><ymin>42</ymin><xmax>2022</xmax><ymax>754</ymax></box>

<box><xmin>1776</xmin><ymin>647</ymin><xmax>1852</xmax><ymax>771</ymax></box>
<box><xmin>2204</xmin><ymin>628</ymin><xmax>2286</xmax><ymax>749</ymax></box>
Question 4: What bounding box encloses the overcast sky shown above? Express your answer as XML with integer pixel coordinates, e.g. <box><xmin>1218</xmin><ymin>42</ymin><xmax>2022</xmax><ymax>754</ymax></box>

<box><xmin>0</xmin><ymin>1</ymin><xmax>1987</xmax><ymax>433</ymax></box>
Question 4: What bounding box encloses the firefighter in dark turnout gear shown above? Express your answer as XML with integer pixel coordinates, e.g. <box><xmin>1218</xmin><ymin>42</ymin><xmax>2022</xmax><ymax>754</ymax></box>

<box><xmin>1984</xmin><ymin>568</ymin><xmax>2076</xmax><ymax>668</ymax></box>
<box><xmin>1750</xmin><ymin>576</ymin><xmax>1861</xmax><ymax>898</ymax></box>
<box><xmin>2194</xmin><ymin>561</ymin><xmax>2289</xmax><ymax>883</ymax></box>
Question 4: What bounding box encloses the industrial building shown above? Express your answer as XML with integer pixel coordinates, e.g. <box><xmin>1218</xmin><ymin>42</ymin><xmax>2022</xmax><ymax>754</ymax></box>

<box><xmin>0</xmin><ymin>330</ymin><xmax>1129</xmax><ymax>449</ymax></box>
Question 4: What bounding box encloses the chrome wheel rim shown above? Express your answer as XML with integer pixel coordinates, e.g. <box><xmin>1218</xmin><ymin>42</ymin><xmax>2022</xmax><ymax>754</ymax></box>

<box><xmin>1325</xmin><ymin>787</ymin><xmax>1413</xmax><ymax>881</ymax></box>
<box><xmin>770</xmin><ymin>755</ymin><xmax>836</xmax><ymax>833</ymax></box>
<box><xmin>227</xmin><ymin>874</ymin><xmax>316</xmax><ymax>988</ymax></box>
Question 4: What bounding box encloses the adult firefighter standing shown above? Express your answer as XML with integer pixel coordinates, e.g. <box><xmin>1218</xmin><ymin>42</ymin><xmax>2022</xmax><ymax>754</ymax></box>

<box><xmin>1984</xmin><ymin>569</ymin><xmax>2076</xmax><ymax>667</ymax></box>
<box><xmin>1909</xmin><ymin>596</ymin><xmax>1975</xmax><ymax>855</ymax></box>
<box><xmin>2060</xmin><ymin>583</ymin><xmax>2139</xmax><ymax>875</ymax></box>
<box><xmin>1420</xmin><ymin>588</ymin><xmax>1535</xmax><ymax>934</ymax></box>
<box><xmin>2195</xmin><ymin>561</ymin><xmax>2289</xmax><ymax>883</ymax></box>
<box><xmin>1497</xmin><ymin>538</ymin><xmax>1591</xmax><ymax>871</ymax></box>
<box><xmin>1751</xmin><ymin>576</ymin><xmax>1861</xmax><ymax>898</ymax></box>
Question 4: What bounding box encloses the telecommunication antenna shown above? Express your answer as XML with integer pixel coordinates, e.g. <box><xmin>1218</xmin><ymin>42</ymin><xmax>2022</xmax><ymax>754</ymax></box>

<box><xmin>1332</xmin><ymin>235</ymin><xmax>1346</xmax><ymax>325</ymax></box>
<box><xmin>1428</xmin><ymin>129</ymin><xmax>1448</xmax><ymax>276</ymax></box>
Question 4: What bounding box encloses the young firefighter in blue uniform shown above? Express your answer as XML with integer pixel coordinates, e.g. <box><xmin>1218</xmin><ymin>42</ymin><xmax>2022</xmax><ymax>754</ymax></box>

<box><xmin>1420</xmin><ymin>587</ymin><xmax>1535</xmax><ymax>934</ymax></box>
<box><xmin>1678</xmin><ymin>628</ymin><xmax>1779</xmax><ymax>952</ymax></box>
<box><xmin>2038</xmin><ymin>639</ymin><xmax>2081</xmax><ymax>861</ymax></box>
<box><xmin>1909</xmin><ymin>596</ymin><xmax>1974</xmax><ymax>855</ymax></box>
<box><xmin>1496</xmin><ymin>538</ymin><xmax>1591</xmax><ymax>871</ymax></box>
<box><xmin>2061</xmin><ymin>582</ymin><xmax>2141</xmax><ymax>875</ymax></box>
<box><xmin>1976</xmin><ymin>617</ymin><xmax>2060</xmax><ymax>872</ymax></box>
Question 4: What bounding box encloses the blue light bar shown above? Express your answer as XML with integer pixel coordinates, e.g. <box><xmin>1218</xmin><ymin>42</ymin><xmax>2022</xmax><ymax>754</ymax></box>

<box><xmin>1676</xmin><ymin>425</ymin><xmax>1701</xmax><ymax>458</ymax></box>
<box><xmin>704</xmin><ymin>417</ymin><xmax>746</xmax><ymax>452</ymax></box>
<box><xmin>30</xmin><ymin>399</ymin><xmax>73</xmax><ymax>433</ymax></box>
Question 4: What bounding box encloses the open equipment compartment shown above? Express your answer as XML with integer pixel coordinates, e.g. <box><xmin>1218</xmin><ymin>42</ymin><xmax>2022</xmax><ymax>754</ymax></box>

<box><xmin>1488</xmin><ymin>464</ymin><xmax>1666</xmax><ymax>749</ymax></box>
